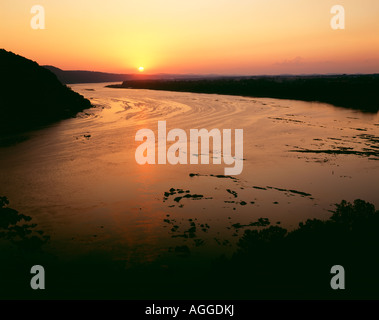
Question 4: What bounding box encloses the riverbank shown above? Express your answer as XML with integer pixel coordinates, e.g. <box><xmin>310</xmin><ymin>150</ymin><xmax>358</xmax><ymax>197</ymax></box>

<box><xmin>107</xmin><ymin>74</ymin><xmax>379</xmax><ymax>113</ymax></box>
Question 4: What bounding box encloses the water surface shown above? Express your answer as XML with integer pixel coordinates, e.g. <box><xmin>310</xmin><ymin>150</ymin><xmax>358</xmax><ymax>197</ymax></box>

<box><xmin>0</xmin><ymin>83</ymin><xmax>378</xmax><ymax>264</ymax></box>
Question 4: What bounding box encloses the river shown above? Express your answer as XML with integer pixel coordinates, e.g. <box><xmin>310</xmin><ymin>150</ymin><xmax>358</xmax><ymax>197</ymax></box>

<box><xmin>0</xmin><ymin>83</ymin><xmax>378</xmax><ymax>264</ymax></box>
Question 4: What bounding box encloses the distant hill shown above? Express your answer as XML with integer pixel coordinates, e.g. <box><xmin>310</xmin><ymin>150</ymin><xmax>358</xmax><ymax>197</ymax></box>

<box><xmin>0</xmin><ymin>49</ymin><xmax>92</xmax><ymax>135</ymax></box>
<box><xmin>43</xmin><ymin>66</ymin><xmax>131</xmax><ymax>84</ymax></box>
<box><xmin>43</xmin><ymin>65</ymin><xmax>221</xmax><ymax>84</ymax></box>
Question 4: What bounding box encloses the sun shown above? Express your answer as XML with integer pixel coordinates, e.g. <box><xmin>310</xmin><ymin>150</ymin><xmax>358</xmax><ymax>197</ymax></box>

<box><xmin>138</xmin><ymin>66</ymin><xmax>144</xmax><ymax>72</ymax></box>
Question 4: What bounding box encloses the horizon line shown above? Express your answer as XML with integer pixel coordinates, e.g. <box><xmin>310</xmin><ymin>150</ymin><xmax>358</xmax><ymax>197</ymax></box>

<box><xmin>42</xmin><ymin>65</ymin><xmax>379</xmax><ymax>78</ymax></box>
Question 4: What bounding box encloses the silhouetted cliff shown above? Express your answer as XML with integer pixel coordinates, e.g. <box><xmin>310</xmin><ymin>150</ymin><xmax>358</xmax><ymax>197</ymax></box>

<box><xmin>0</xmin><ymin>49</ymin><xmax>92</xmax><ymax>134</ymax></box>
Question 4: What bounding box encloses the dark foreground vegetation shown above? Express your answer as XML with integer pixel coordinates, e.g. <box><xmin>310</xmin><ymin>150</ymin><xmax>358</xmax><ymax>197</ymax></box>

<box><xmin>108</xmin><ymin>75</ymin><xmax>379</xmax><ymax>113</ymax></box>
<box><xmin>215</xmin><ymin>199</ymin><xmax>379</xmax><ymax>299</ymax></box>
<box><xmin>0</xmin><ymin>49</ymin><xmax>92</xmax><ymax>136</ymax></box>
<box><xmin>1</xmin><ymin>196</ymin><xmax>378</xmax><ymax>299</ymax></box>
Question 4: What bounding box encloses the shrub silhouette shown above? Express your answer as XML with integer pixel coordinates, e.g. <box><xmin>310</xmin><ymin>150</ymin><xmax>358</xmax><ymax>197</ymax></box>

<box><xmin>210</xmin><ymin>199</ymin><xmax>379</xmax><ymax>298</ymax></box>
<box><xmin>0</xmin><ymin>196</ymin><xmax>49</xmax><ymax>251</ymax></box>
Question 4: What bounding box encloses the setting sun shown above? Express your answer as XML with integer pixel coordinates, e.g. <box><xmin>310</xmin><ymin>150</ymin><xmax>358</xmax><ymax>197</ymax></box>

<box><xmin>138</xmin><ymin>67</ymin><xmax>144</xmax><ymax>72</ymax></box>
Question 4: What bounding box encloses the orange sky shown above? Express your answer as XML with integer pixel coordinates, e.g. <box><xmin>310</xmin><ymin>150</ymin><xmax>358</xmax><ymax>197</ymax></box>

<box><xmin>1</xmin><ymin>0</ymin><xmax>379</xmax><ymax>75</ymax></box>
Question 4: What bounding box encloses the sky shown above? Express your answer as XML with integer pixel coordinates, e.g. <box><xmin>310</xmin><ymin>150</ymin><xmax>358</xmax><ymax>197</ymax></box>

<box><xmin>1</xmin><ymin>0</ymin><xmax>379</xmax><ymax>75</ymax></box>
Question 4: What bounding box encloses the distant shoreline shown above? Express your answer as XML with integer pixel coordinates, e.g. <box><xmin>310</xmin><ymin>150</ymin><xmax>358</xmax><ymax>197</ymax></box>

<box><xmin>106</xmin><ymin>74</ymin><xmax>379</xmax><ymax>113</ymax></box>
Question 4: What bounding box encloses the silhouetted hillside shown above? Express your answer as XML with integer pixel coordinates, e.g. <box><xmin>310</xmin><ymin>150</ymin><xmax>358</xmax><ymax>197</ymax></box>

<box><xmin>0</xmin><ymin>49</ymin><xmax>92</xmax><ymax>134</ymax></box>
<box><xmin>108</xmin><ymin>75</ymin><xmax>379</xmax><ymax>112</ymax></box>
<box><xmin>43</xmin><ymin>65</ymin><xmax>220</xmax><ymax>84</ymax></box>
<box><xmin>43</xmin><ymin>65</ymin><xmax>132</xmax><ymax>84</ymax></box>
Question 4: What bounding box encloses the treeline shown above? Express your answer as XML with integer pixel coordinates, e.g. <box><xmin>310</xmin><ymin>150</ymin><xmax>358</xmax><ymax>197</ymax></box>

<box><xmin>108</xmin><ymin>74</ymin><xmax>379</xmax><ymax>112</ymax></box>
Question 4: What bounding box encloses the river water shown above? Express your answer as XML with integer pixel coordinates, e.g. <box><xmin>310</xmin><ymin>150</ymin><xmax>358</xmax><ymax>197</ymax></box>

<box><xmin>0</xmin><ymin>83</ymin><xmax>378</xmax><ymax>265</ymax></box>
